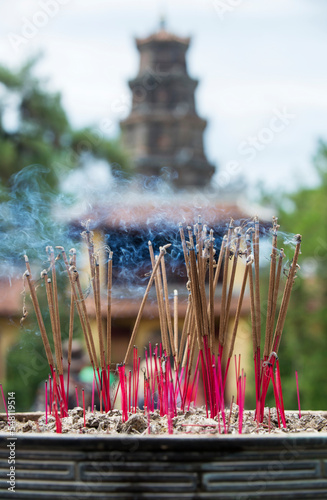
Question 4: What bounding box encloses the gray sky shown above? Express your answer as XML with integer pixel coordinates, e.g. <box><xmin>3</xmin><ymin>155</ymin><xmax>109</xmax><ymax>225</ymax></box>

<box><xmin>1</xmin><ymin>0</ymin><xmax>327</xmax><ymax>196</ymax></box>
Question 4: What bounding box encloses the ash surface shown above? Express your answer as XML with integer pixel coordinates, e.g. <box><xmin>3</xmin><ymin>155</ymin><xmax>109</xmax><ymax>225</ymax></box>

<box><xmin>1</xmin><ymin>405</ymin><xmax>327</xmax><ymax>435</ymax></box>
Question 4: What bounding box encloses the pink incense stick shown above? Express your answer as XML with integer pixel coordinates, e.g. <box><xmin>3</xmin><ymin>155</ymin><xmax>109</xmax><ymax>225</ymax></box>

<box><xmin>128</xmin><ymin>371</ymin><xmax>132</xmax><ymax>413</ymax></box>
<box><xmin>66</xmin><ymin>363</ymin><xmax>70</xmax><ymax>409</ymax></box>
<box><xmin>82</xmin><ymin>388</ymin><xmax>86</xmax><ymax>427</ymax></box>
<box><xmin>193</xmin><ymin>370</ymin><xmax>200</xmax><ymax>407</ymax></box>
<box><xmin>75</xmin><ymin>386</ymin><xmax>79</xmax><ymax>407</ymax></box>
<box><xmin>91</xmin><ymin>374</ymin><xmax>95</xmax><ymax>412</ymax></box>
<box><xmin>49</xmin><ymin>375</ymin><xmax>52</xmax><ymax>412</ymax></box>
<box><xmin>0</xmin><ymin>384</ymin><xmax>8</xmax><ymax>422</ymax></box>
<box><xmin>295</xmin><ymin>371</ymin><xmax>301</xmax><ymax>419</ymax></box>
<box><xmin>45</xmin><ymin>380</ymin><xmax>48</xmax><ymax>424</ymax></box>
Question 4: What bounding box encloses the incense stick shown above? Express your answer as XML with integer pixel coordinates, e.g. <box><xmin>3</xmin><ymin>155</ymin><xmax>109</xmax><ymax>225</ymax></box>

<box><xmin>94</xmin><ymin>252</ymin><xmax>105</xmax><ymax>369</ymax></box>
<box><xmin>223</xmin><ymin>229</ymin><xmax>241</xmax><ymax>343</ymax></box>
<box><xmin>57</xmin><ymin>248</ymin><xmax>97</xmax><ymax>369</ymax></box>
<box><xmin>219</xmin><ymin>219</ymin><xmax>233</xmax><ymax>348</ymax></box>
<box><xmin>264</xmin><ymin>218</ymin><xmax>279</xmax><ymax>358</ymax></box>
<box><xmin>160</xmin><ymin>250</ymin><xmax>175</xmax><ymax>356</ymax></box>
<box><xmin>106</xmin><ymin>249</ymin><xmax>113</xmax><ymax>367</ymax></box>
<box><xmin>272</xmin><ymin>235</ymin><xmax>302</xmax><ymax>353</ymax></box>
<box><xmin>227</xmin><ymin>255</ymin><xmax>251</xmax><ymax>359</ymax></box>
<box><xmin>47</xmin><ymin>247</ymin><xmax>63</xmax><ymax>372</ymax></box>
<box><xmin>23</xmin><ymin>267</ymin><xmax>54</xmax><ymax>368</ymax></box>
<box><xmin>124</xmin><ymin>244</ymin><xmax>171</xmax><ymax>364</ymax></box>
<box><xmin>67</xmin><ymin>248</ymin><xmax>76</xmax><ymax>367</ymax></box>
<box><xmin>42</xmin><ymin>270</ymin><xmax>63</xmax><ymax>374</ymax></box>
<box><xmin>245</xmin><ymin>232</ymin><xmax>256</xmax><ymax>356</ymax></box>
<box><xmin>253</xmin><ymin>217</ymin><xmax>261</xmax><ymax>350</ymax></box>
<box><xmin>148</xmin><ymin>242</ymin><xmax>169</xmax><ymax>354</ymax></box>
<box><xmin>173</xmin><ymin>289</ymin><xmax>179</xmax><ymax>360</ymax></box>
<box><xmin>268</xmin><ymin>248</ymin><xmax>285</xmax><ymax>353</ymax></box>
<box><xmin>208</xmin><ymin>230</ymin><xmax>215</xmax><ymax>350</ymax></box>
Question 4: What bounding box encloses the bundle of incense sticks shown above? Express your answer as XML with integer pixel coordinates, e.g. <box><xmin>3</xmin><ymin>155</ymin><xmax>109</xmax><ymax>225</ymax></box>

<box><xmin>21</xmin><ymin>216</ymin><xmax>301</xmax><ymax>433</ymax></box>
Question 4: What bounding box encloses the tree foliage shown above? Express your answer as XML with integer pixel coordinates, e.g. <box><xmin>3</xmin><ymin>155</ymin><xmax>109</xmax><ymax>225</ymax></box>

<box><xmin>264</xmin><ymin>140</ymin><xmax>327</xmax><ymax>410</ymax></box>
<box><xmin>0</xmin><ymin>56</ymin><xmax>130</xmax><ymax>197</ymax></box>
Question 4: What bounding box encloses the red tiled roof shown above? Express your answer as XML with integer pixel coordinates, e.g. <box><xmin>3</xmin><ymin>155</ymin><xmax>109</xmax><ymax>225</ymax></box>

<box><xmin>77</xmin><ymin>200</ymin><xmax>249</xmax><ymax>231</ymax></box>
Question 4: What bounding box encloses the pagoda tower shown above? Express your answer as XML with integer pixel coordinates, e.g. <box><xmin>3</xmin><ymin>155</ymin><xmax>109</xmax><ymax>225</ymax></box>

<box><xmin>120</xmin><ymin>21</ymin><xmax>215</xmax><ymax>188</ymax></box>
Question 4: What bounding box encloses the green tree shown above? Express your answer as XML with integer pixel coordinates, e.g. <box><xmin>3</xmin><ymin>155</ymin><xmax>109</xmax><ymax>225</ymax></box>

<box><xmin>263</xmin><ymin>140</ymin><xmax>327</xmax><ymax>410</ymax></box>
<box><xmin>0</xmin><ymin>55</ymin><xmax>130</xmax><ymax>196</ymax></box>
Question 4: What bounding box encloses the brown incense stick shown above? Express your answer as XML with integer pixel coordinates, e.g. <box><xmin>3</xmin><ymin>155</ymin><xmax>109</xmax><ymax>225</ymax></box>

<box><xmin>82</xmin><ymin>222</ymin><xmax>95</xmax><ymax>282</ymax></box>
<box><xmin>67</xmin><ymin>248</ymin><xmax>76</xmax><ymax>366</ymax></box>
<box><xmin>213</xmin><ymin>235</ymin><xmax>227</xmax><ymax>294</ymax></box>
<box><xmin>263</xmin><ymin>218</ymin><xmax>279</xmax><ymax>357</ymax></box>
<box><xmin>210</xmin><ymin>235</ymin><xmax>227</xmax><ymax>355</ymax></box>
<box><xmin>124</xmin><ymin>244</ymin><xmax>171</xmax><ymax>364</ymax></box>
<box><xmin>73</xmin><ymin>268</ymin><xmax>99</xmax><ymax>368</ymax></box>
<box><xmin>81</xmin><ymin>223</ymin><xmax>100</xmax><ymax>361</ymax></box>
<box><xmin>187</xmin><ymin>226</ymin><xmax>194</xmax><ymax>249</ymax></box>
<box><xmin>245</xmin><ymin>231</ymin><xmax>257</xmax><ymax>356</ymax></box>
<box><xmin>173</xmin><ymin>289</ymin><xmax>179</xmax><ymax>360</ymax></box>
<box><xmin>24</xmin><ymin>255</ymin><xmax>32</xmax><ymax>281</ymax></box>
<box><xmin>208</xmin><ymin>230</ymin><xmax>215</xmax><ymax>350</ymax></box>
<box><xmin>268</xmin><ymin>248</ymin><xmax>285</xmax><ymax>353</ymax></box>
<box><xmin>106</xmin><ymin>249</ymin><xmax>113</xmax><ymax>367</ymax></box>
<box><xmin>160</xmin><ymin>251</ymin><xmax>175</xmax><ymax>356</ymax></box>
<box><xmin>227</xmin><ymin>255</ymin><xmax>251</xmax><ymax>359</ymax></box>
<box><xmin>253</xmin><ymin>217</ymin><xmax>261</xmax><ymax>350</ymax></box>
<box><xmin>177</xmin><ymin>295</ymin><xmax>191</xmax><ymax>366</ymax></box>
<box><xmin>272</xmin><ymin>235</ymin><xmax>302</xmax><ymax>353</ymax></box>
<box><xmin>148</xmin><ymin>242</ymin><xmax>169</xmax><ymax>355</ymax></box>
<box><xmin>182</xmin><ymin>334</ymin><xmax>191</xmax><ymax>368</ymax></box>
<box><xmin>155</xmin><ymin>254</ymin><xmax>170</xmax><ymax>355</ymax></box>
<box><xmin>23</xmin><ymin>268</ymin><xmax>54</xmax><ymax>368</ymax></box>
<box><xmin>57</xmin><ymin>247</ymin><xmax>97</xmax><ymax>369</ymax></box>
<box><xmin>188</xmin><ymin>247</ymin><xmax>204</xmax><ymax>349</ymax></box>
<box><xmin>42</xmin><ymin>270</ymin><xmax>63</xmax><ymax>375</ymax></box>
<box><xmin>179</xmin><ymin>223</ymin><xmax>190</xmax><ymax>277</ymax></box>
<box><xmin>219</xmin><ymin>219</ymin><xmax>233</xmax><ymax>347</ymax></box>
<box><xmin>94</xmin><ymin>253</ymin><xmax>105</xmax><ymax>369</ymax></box>
<box><xmin>223</xmin><ymin>229</ymin><xmax>241</xmax><ymax>342</ymax></box>
<box><xmin>198</xmin><ymin>252</ymin><xmax>210</xmax><ymax>338</ymax></box>
<box><xmin>47</xmin><ymin>246</ymin><xmax>63</xmax><ymax>371</ymax></box>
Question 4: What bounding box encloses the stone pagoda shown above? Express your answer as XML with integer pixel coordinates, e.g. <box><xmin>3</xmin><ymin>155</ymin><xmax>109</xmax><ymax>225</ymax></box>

<box><xmin>120</xmin><ymin>20</ymin><xmax>215</xmax><ymax>189</ymax></box>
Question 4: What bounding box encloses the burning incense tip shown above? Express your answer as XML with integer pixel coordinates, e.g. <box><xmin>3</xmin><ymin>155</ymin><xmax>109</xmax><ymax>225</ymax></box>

<box><xmin>246</xmin><ymin>254</ymin><xmax>254</xmax><ymax>265</ymax></box>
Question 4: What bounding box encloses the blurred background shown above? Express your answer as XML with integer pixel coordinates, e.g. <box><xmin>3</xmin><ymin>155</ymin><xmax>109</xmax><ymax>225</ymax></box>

<box><xmin>0</xmin><ymin>0</ymin><xmax>327</xmax><ymax>411</ymax></box>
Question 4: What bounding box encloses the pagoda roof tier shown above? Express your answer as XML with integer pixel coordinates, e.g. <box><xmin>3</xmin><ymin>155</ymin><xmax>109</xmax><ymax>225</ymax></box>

<box><xmin>136</xmin><ymin>28</ymin><xmax>190</xmax><ymax>47</ymax></box>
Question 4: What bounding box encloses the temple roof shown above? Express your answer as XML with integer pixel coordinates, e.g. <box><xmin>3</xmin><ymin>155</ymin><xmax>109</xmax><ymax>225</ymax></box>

<box><xmin>136</xmin><ymin>27</ymin><xmax>190</xmax><ymax>47</ymax></box>
<box><xmin>75</xmin><ymin>198</ymin><xmax>249</xmax><ymax>232</ymax></box>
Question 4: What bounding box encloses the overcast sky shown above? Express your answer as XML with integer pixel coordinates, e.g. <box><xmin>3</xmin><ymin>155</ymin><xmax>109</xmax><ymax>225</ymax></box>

<box><xmin>1</xmin><ymin>0</ymin><xmax>327</xmax><ymax>197</ymax></box>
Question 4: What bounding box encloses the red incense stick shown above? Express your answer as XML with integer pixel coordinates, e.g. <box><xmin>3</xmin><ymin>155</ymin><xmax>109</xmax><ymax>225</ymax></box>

<box><xmin>45</xmin><ymin>380</ymin><xmax>48</xmax><ymax>424</ymax></box>
<box><xmin>92</xmin><ymin>374</ymin><xmax>95</xmax><ymax>412</ymax></box>
<box><xmin>82</xmin><ymin>388</ymin><xmax>86</xmax><ymax>427</ymax></box>
<box><xmin>75</xmin><ymin>386</ymin><xmax>79</xmax><ymax>407</ymax></box>
<box><xmin>295</xmin><ymin>371</ymin><xmax>301</xmax><ymax>419</ymax></box>
<box><xmin>0</xmin><ymin>384</ymin><xmax>8</xmax><ymax>422</ymax></box>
